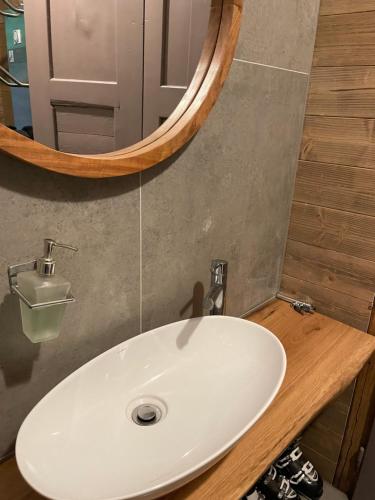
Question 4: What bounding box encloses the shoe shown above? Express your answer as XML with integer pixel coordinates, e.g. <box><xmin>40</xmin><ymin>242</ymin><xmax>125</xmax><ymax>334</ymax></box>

<box><xmin>241</xmin><ymin>489</ymin><xmax>266</xmax><ymax>500</ymax></box>
<box><xmin>275</xmin><ymin>439</ymin><xmax>323</xmax><ymax>500</ymax></box>
<box><xmin>256</xmin><ymin>466</ymin><xmax>301</xmax><ymax>499</ymax></box>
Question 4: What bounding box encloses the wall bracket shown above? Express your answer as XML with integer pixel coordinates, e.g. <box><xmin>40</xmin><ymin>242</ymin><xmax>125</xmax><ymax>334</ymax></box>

<box><xmin>8</xmin><ymin>260</ymin><xmax>76</xmax><ymax>310</ymax></box>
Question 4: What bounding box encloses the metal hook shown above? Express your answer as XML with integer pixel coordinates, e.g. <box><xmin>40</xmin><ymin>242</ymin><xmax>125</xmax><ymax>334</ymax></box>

<box><xmin>0</xmin><ymin>65</ymin><xmax>29</xmax><ymax>87</ymax></box>
<box><xmin>0</xmin><ymin>8</ymin><xmax>21</xmax><ymax>17</ymax></box>
<box><xmin>1</xmin><ymin>0</ymin><xmax>24</xmax><ymax>14</ymax></box>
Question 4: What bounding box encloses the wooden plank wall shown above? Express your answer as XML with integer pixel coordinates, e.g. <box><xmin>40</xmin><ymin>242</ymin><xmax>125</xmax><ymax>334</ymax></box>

<box><xmin>281</xmin><ymin>0</ymin><xmax>375</xmax><ymax>483</ymax></box>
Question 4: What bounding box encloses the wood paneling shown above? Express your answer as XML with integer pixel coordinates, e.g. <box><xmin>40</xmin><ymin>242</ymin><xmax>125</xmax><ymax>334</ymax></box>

<box><xmin>316</xmin><ymin>11</ymin><xmax>375</xmax><ymax>48</ymax></box>
<box><xmin>314</xmin><ymin>44</ymin><xmax>375</xmax><ymax>67</ymax></box>
<box><xmin>301</xmin><ymin>116</ymin><xmax>375</xmax><ymax>169</ymax></box>
<box><xmin>307</xmin><ymin>67</ymin><xmax>375</xmax><ymax>118</ymax></box>
<box><xmin>281</xmin><ymin>275</ymin><xmax>370</xmax><ymax>330</ymax></box>
<box><xmin>320</xmin><ymin>1</ymin><xmax>375</xmax><ymax>16</ymax></box>
<box><xmin>315</xmin><ymin>387</ymin><xmax>354</xmax><ymax>436</ymax></box>
<box><xmin>303</xmin><ymin>385</ymin><xmax>357</xmax><ymax>482</ymax></box>
<box><xmin>300</xmin><ymin>444</ymin><xmax>337</xmax><ymax>483</ymax></box>
<box><xmin>335</xmin><ymin>306</ymin><xmax>375</xmax><ymax>495</ymax></box>
<box><xmin>313</xmin><ymin>11</ymin><xmax>375</xmax><ymax>66</ymax></box>
<box><xmin>335</xmin><ymin>352</ymin><xmax>375</xmax><ymax>494</ymax></box>
<box><xmin>284</xmin><ymin>241</ymin><xmax>375</xmax><ymax>303</ymax></box>
<box><xmin>289</xmin><ymin>202</ymin><xmax>375</xmax><ymax>262</ymax></box>
<box><xmin>1</xmin><ymin>301</ymin><xmax>374</xmax><ymax>500</ymax></box>
<box><xmin>282</xmin><ymin>0</ymin><xmax>375</xmax><ymax>485</ymax></box>
<box><xmin>309</xmin><ymin>66</ymin><xmax>375</xmax><ymax>93</ymax></box>
<box><xmin>294</xmin><ymin>161</ymin><xmax>375</xmax><ymax>217</ymax></box>
<box><xmin>303</xmin><ymin>422</ymin><xmax>343</xmax><ymax>464</ymax></box>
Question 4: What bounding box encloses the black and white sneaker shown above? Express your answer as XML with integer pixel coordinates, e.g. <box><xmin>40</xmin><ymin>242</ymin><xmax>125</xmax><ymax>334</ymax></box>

<box><xmin>255</xmin><ymin>466</ymin><xmax>301</xmax><ymax>499</ymax></box>
<box><xmin>275</xmin><ymin>439</ymin><xmax>323</xmax><ymax>500</ymax></box>
<box><xmin>241</xmin><ymin>489</ymin><xmax>266</xmax><ymax>500</ymax></box>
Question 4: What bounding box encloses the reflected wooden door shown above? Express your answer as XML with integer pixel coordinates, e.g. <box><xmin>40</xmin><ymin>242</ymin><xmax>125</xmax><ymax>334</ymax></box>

<box><xmin>24</xmin><ymin>0</ymin><xmax>143</xmax><ymax>153</ymax></box>
<box><xmin>24</xmin><ymin>0</ymin><xmax>211</xmax><ymax>154</ymax></box>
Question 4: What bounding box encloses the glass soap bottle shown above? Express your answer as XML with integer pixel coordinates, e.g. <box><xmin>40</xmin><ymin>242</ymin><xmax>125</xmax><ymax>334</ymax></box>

<box><xmin>17</xmin><ymin>239</ymin><xmax>78</xmax><ymax>343</ymax></box>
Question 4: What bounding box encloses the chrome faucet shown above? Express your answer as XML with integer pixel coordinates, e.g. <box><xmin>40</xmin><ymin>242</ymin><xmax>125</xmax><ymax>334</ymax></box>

<box><xmin>204</xmin><ymin>259</ymin><xmax>228</xmax><ymax>315</ymax></box>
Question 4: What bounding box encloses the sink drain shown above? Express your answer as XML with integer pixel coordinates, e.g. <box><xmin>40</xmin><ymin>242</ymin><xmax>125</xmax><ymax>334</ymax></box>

<box><xmin>132</xmin><ymin>403</ymin><xmax>162</xmax><ymax>426</ymax></box>
<box><xmin>127</xmin><ymin>396</ymin><xmax>167</xmax><ymax>426</ymax></box>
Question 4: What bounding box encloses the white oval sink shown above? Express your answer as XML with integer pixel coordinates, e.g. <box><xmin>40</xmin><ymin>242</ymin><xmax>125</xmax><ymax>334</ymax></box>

<box><xmin>16</xmin><ymin>316</ymin><xmax>286</xmax><ymax>500</ymax></box>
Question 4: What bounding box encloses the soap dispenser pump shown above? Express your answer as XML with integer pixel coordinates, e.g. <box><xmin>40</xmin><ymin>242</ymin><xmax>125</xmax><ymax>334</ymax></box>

<box><xmin>8</xmin><ymin>239</ymin><xmax>78</xmax><ymax>343</ymax></box>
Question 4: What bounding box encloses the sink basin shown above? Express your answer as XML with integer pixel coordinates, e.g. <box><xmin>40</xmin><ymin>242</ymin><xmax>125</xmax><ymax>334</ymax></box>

<box><xmin>16</xmin><ymin>316</ymin><xmax>286</xmax><ymax>500</ymax></box>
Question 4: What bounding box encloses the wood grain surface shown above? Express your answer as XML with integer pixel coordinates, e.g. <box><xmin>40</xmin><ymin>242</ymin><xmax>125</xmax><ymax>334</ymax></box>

<box><xmin>301</xmin><ymin>116</ymin><xmax>375</xmax><ymax>169</ymax></box>
<box><xmin>1</xmin><ymin>300</ymin><xmax>374</xmax><ymax>500</ymax></box>
<box><xmin>294</xmin><ymin>161</ymin><xmax>375</xmax><ymax>217</ymax></box>
<box><xmin>283</xmin><ymin>240</ymin><xmax>375</xmax><ymax>303</ymax></box>
<box><xmin>313</xmin><ymin>9</ymin><xmax>375</xmax><ymax>66</ymax></box>
<box><xmin>320</xmin><ymin>0</ymin><xmax>375</xmax><ymax>15</ymax></box>
<box><xmin>282</xmin><ymin>0</ymin><xmax>375</xmax><ymax>482</ymax></box>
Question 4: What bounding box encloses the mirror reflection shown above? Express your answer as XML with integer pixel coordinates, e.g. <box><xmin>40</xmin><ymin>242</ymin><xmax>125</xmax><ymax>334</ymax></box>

<box><xmin>0</xmin><ymin>0</ymin><xmax>211</xmax><ymax>154</ymax></box>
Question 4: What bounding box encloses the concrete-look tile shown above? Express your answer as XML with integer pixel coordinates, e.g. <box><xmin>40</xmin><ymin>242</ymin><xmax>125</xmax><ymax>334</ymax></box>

<box><xmin>0</xmin><ymin>160</ymin><xmax>140</xmax><ymax>459</ymax></box>
<box><xmin>236</xmin><ymin>0</ymin><xmax>320</xmax><ymax>73</ymax></box>
<box><xmin>141</xmin><ymin>60</ymin><xmax>309</xmax><ymax>331</ymax></box>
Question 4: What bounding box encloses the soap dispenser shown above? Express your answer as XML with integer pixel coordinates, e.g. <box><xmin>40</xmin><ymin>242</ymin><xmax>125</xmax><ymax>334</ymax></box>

<box><xmin>8</xmin><ymin>239</ymin><xmax>78</xmax><ymax>343</ymax></box>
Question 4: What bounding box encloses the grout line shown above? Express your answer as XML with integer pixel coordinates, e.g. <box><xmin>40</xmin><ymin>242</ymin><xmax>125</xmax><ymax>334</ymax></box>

<box><xmin>233</xmin><ymin>58</ymin><xmax>309</xmax><ymax>76</ymax></box>
<box><xmin>139</xmin><ymin>172</ymin><xmax>143</xmax><ymax>334</ymax></box>
<box><xmin>139</xmin><ymin>0</ymin><xmax>145</xmax><ymax>335</ymax></box>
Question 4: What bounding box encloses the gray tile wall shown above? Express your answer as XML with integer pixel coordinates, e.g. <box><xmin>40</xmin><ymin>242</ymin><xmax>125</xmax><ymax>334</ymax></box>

<box><xmin>0</xmin><ymin>0</ymin><xmax>319</xmax><ymax>460</ymax></box>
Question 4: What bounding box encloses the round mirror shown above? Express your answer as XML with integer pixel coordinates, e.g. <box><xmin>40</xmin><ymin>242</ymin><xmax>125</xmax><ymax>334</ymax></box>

<box><xmin>0</xmin><ymin>0</ymin><xmax>242</xmax><ymax>177</ymax></box>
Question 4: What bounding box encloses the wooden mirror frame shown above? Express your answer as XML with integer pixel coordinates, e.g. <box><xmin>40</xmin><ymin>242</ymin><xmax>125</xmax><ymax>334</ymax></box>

<box><xmin>0</xmin><ymin>0</ymin><xmax>243</xmax><ymax>178</ymax></box>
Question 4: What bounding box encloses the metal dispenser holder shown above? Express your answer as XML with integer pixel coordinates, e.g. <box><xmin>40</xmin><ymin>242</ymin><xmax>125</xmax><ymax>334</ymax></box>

<box><xmin>8</xmin><ymin>239</ymin><xmax>78</xmax><ymax>309</ymax></box>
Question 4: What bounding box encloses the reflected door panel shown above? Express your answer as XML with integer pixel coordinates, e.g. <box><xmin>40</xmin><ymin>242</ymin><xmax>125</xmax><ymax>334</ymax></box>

<box><xmin>24</xmin><ymin>0</ymin><xmax>143</xmax><ymax>153</ymax></box>
<box><xmin>143</xmin><ymin>0</ymin><xmax>211</xmax><ymax>137</ymax></box>
<box><xmin>10</xmin><ymin>0</ymin><xmax>211</xmax><ymax>154</ymax></box>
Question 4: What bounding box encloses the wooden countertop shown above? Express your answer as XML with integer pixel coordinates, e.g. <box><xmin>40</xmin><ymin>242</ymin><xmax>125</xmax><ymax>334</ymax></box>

<box><xmin>2</xmin><ymin>300</ymin><xmax>375</xmax><ymax>500</ymax></box>
<box><xmin>164</xmin><ymin>300</ymin><xmax>375</xmax><ymax>499</ymax></box>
